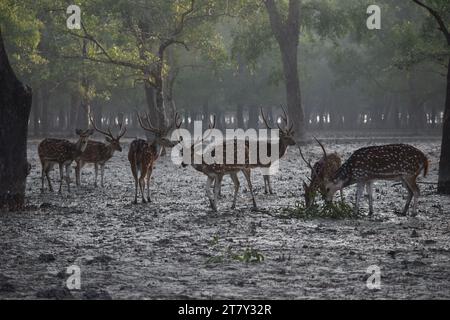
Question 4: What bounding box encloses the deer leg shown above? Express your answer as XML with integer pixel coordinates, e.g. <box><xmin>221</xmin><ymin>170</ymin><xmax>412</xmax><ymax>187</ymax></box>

<box><xmin>100</xmin><ymin>164</ymin><xmax>105</xmax><ymax>188</ymax></box>
<box><xmin>206</xmin><ymin>176</ymin><xmax>217</xmax><ymax>211</ymax></box>
<box><xmin>354</xmin><ymin>183</ymin><xmax>364</xmax><ymax>215</ymax></box>
<box><xmin>230</xmin><ymin>173</ymin><xmax>240</xmax><ymax>209</ymax></box>
<box><xmin>45</xmin><ymin>164</ymin><xmax>54</xmax><ymax>192</ymax></box>
<box><xmin>213</xmin><ymin>174</ymin><xmax>222</xmax><ymax>210</ymax></box>
<box><xmin>264</xmin><ymin>175</ymin><xmax>274</xmax><ymax>195</ymax></box>
<box><xmin>263</xmin><ymin>175</ymin><xmax>269</xmax><ymax>194</ymax></box>
<box><xmin>217</xmin><ymin>175</ymin><xmax>223</xmax><ymax>198</ymax></box>
<box><xmin>146</xmin><ymin>168</ymin><xmax>153</xmax><ymax>203</ymax></box>
<box><xmin>58</xmin><ymin>163</ymin><xmax>64</xmax><ymax>194</ymax></box>
<box><xmin>410</xmin><ymin>179</ymin><xmax>420</xmax><ymax>217</ymax></box>
<box><xmin>366</xmin><ymin>182</ymin><xmax>374</xmax><ymax>216</ymax></box>
<box><xmin>40</xmin><ymin>162</ymin><xmax>47</xmax><ymax>192</ymax></box>
<box><xmin>94</xmin><ymin>164</ymin><xmax>99</xmax><ymax>188</ymax></box>
<box><xmin>139</xmin><ymin>174</ymin><xmax>147</xmax><ymax>204</ymax></box>
<box><xmin>243</xmin><ymin>169</ymin><xmax>257</xmax><ymax>209</ymax></box>
<box><xmin>131</xmin><ymin>164</ymin><xmax>139</xmax><ymax>204</ymax></box>
<box><xmin>401</xmin><ymin>178</ymin><xmax>414</xmax><ymax>216</ymax></box>
<box><xmin>75</xmin><ymin>161</ymin><xmax>82</xmax><ymax>187</ymax></box>
<box><xmin>403</xmin><ymin>177</ymin><xmax>420</xmax><ymax>216</ymax></box>
<box><xmin>65</xmin><ymin>164</ymin><xmax>71</xmax><ymax>193</ymax></box>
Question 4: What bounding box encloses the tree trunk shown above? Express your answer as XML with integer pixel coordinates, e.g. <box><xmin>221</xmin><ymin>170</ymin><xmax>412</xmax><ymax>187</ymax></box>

<box><xmin>264</xmin><ymin>0</ymin><xmax>305</xmax><ymax>140</ymax></box>
<box><xmin>438</xmin><ymin>57</ymin><xmax>450</xmax><ymax>194</ymax></box>
<box><xmin>32</xmin><ymin>87</ymin><xmax>41</xmax><ymax>136</ymax></box>
<box><xmin>0</xmin><ymin>30</ymin><xmax>32</xmax><ymax>211</ymax></box>
<box><xmin>40</xmin><ymin>83</ymin><xmax>50</xmax><ymax>136</ymax></box>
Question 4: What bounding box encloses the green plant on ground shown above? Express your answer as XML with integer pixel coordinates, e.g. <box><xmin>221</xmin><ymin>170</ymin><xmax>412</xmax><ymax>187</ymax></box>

<box><xmin>282</xmin><ymin>200</ymin><xmax>356</xmax><ymax>220</ymax></box>
<box><xmin>207</xmin><ymin>236</ymin><xmax>265</xmax><ymax>264</ymax></box>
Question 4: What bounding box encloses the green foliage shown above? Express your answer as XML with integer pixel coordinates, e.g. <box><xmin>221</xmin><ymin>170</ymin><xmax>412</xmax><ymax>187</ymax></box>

<box><xmin>282</xmin><ymin>201</ymin><xmax>356</xmax><ymax>220</ymax></box>
<box><xmin>206</xmin><ymin>235</ymin><xmax>264</xmax><ymax>265</ymax></box>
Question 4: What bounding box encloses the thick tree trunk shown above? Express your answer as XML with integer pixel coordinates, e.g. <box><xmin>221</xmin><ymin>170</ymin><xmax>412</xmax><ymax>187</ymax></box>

<box><xmin>264</xmin><ymin>0</ymin><xmax>305</xmax><ymax>140</ymax></box>
<box><xmin>0</xmin><ymin>31</ymin><xmax>32</xmax><ymax>211</ymax></box>
<box><xmin>438</xmin><ymin>57</ymin><xmax>450</xmax><ymax>194</ymax></box>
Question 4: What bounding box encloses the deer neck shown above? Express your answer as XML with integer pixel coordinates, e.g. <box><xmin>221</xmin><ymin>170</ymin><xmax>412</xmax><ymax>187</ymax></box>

<box><xmin>74</xmin><ymin>138</ymin><xmax>87</xmax><ymax>158</ymax></box>
<box><xmin>106</xmin><ymin>143</ymin><xmax>116</xmax><ymax>159</ymax></box>
<box><xmin>151</xmin><ymin>140</ymin><xmax>163</xmax><ymax>157</ymax></box>
<box><xmin>278</xmin><ymin>139</ymin><xmax>289</xmax><ymax>158</ymax></box>
<box><xmin>334</xmin><ymin>163</ymin><xmax>353</xmax><ymax>188</ymax></box>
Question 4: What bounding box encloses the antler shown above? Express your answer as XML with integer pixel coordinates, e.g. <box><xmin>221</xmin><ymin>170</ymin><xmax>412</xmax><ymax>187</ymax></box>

<box><xmin>298</xmin><ymin>145</ymin><xmax>319</xmax><ymax>180</ymax></box>
<box><xmin>137</xmin><ymin>112</ymin><xmax>161</xmax><ymax>135</ymax></box>
<box><xmin>314</xmin><ymin>137</ymin><xmax>327</xmax><ymax>159</ymax></box>
<box><xmin>278</xmin><ymin>105</ymin><xmax>293</xmax><ymax>132</ymax></box>
<box><xmin>116</xmin><ymin>117</ymin><xmax>127</xmax><ymax>139</ymax></box>
<box><xmin>260</xmin><ymin>107</ymin><xmax>273</xmax><ymax>129</ymax></box>
<box><xmin>89</xmin><ymin>114</ymin><xmax>114</xmax><ymax>139</ymax></box>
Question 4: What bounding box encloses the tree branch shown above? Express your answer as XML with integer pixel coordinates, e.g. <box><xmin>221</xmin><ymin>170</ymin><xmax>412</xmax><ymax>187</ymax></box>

<box><xmin>412</xmin><ymin>0</ymin><xmax>450</xmax><ymax>46</ymax></box>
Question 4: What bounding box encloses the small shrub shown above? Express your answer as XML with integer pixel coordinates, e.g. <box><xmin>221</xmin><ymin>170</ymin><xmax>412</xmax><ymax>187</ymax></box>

<box><xmin>283</xmin><ymin>201</ymin><xmax>356</xmax><ymax>220</ymax></box>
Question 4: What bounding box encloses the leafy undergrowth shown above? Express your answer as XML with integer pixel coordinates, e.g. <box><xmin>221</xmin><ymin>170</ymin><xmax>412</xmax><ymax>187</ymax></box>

<box><xmin>207</xmin><ymin>236</ymin><xmax>265</xmax><ymax>264</ymax></box>
<box><xmin>282</xmin><ymin>201</ymin><xmax>356</xmax><ymax>220</ymax></box>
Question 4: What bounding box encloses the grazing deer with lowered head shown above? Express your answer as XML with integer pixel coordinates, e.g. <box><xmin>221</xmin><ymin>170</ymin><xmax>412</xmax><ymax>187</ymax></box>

<box><xmin>181</xmin><ymin>116</ymin><xmax>257</xmax><ymax>212</ymax></box>
<box><xmin>38</xmin><ymin>129</ymin><xmax>94</xmax><ymax>193</ymax></box>
<box><xmin>324</xmin><ymin>144</ymin><xmax>429</xmax><ymax>216</ymax></box>
<box><xmin>75</xmin><ymin>115</ymin><xmax>127</xmax><ymax>187</ymax></box>
<box><xmin>299</xmin><ymin>138</ymin><xmax>343</xmax><ymax>207</ymax></box>
<box><xmin>129</xmin><ymin>112</ymin><xmax>182</xmax><ymax>204</ymax></box>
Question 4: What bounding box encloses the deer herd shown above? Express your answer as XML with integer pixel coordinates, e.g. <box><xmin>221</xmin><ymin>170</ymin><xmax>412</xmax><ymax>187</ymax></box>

<box><xmin>37</xmin><ymin>107</ymin><xmax>429</xmax><ymax>217</ymax></box>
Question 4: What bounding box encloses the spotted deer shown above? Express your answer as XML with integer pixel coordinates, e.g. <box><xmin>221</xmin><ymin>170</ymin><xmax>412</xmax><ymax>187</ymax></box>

<box><xmin>75</xmin><ymin>115</ymin><xmax>127</xmax><ymax>187</ymax></box>
<box><xmin>324</xmin><ymin>144</ymin><xmax>429</xmax><ymax>216</ymax></box>
<box><xmin>214</xmin><ymin>106</ymin><xmax>296</xmax><ymax>197</ymax></box>
<box><xmin>38</xmin><ymin>129</ymin><xmax>94</xmax><ymax>193</ymax></box>
<box><xmin>181</xmin><ymin>116</ymin><xmax>257</xmax><ymax>212</ymax></box>
<box><xmin>258</xmin><ymin>106</ymin><xmax>297</xmax><ymax>194</ymax></box>
<box><xmin>129</xmin><ymin>112</ymin><xmax>182</xmax><ymax>204</ymax></box>
<box><xmin>299</xmin><ymin>138</ymin><xmax>343</xmax><ymax>207</ymax></box>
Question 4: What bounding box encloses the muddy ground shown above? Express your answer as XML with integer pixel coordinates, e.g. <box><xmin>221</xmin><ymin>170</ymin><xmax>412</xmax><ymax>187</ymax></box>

<box><xmin>1</xmin><ymin>138</ymin><xmax>449</xmax><ymax>299</ymax></box>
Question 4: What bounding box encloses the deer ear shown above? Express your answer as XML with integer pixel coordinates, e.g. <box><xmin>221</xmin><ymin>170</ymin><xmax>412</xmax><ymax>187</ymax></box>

<box><xmin>75</xmin><ymin>129</ymin><xmax>82</xmax><ymax>135</ymax></box>
<box><xmin>105</xmin><ymin>137</ymin><xmax>112</xmax><ymax>143</ymax></box>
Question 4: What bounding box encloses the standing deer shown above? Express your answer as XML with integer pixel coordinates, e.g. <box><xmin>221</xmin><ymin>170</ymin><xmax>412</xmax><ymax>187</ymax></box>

<box><xmin>38</xmin><ymin>129</ymin><xmax>94</xmax><ymax>193</ymax></box>
<box><xmin>324</xmin><ymin>144</ymin><xmax>429</xmax><ymax>216</ymax></box>
<box><xmin>259</xmin><ymin>106</ymin><xmax>297</xmax><ymax>194</ymax></box>
<box><xmin>129</xmin><ymin>112</ymin><xmax>182</xmax><ymax>204</ymax></box>
<box><xmin>299</xmin><ymin>138</ymin><xmax>342</xmax><ymax>207</ymax></box>
<box><xmin>181</xmin><ymin>116</ymin><xmax>257</xmax><ymax>211</ymax></box>
<box><xmin>75</xmin><ymin>115</ymin><xmax>127</xmax><ymax>187</ymax></box>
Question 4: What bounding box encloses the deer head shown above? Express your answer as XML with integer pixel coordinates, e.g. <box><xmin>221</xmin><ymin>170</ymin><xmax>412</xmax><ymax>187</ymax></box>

<box><xmin>137</xmin><ymin>111</ymin><xmax>183</xmax><ymax>148</ymax></box>
<box><xmin>75</xmin><ymin>128</ymin><xmax>95</xmax><ymax>152</ymax></box>
<box><xmin>261</xmin><ymin>106</ymin><xmax>296</xmax><ymax>147</ymax></box>
<box><xmin>299</xmin><ymin>137</ymin><xmax>328</xmax><ymax>207</ymax></box>
<box><xmin>89</xmin><ymin>114</ymin><xmax>127</xmax><ymax>152</ymax></box>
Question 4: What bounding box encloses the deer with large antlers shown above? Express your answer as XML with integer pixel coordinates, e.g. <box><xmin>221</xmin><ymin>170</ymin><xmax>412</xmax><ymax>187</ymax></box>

<box><xmin>299</xmin><ymin>138</ymin><xmax>342</xmax><ymax>207</ymax></box>
<box><xmin>181</xmin><ymin>116</ymin><xmax>257</xmax><ymax>212</ymax></box>
<box><xmin>129</xmin><ymin>112</ymin><xmax>182</xmax><ymax>204</ymax></box>
<box><xmin>258</xmin><ymin>106</ymin><xmax>297</xmax><ymax>194</ymax></box>
<box><xmin>38</xmin><ymin>129</ymin><xmax>94</xmax><ymax>193</ymax></box>
<box><xmin>324</xmin><ymin>144</ymin><xmax>429</xmax><ymax>216</ymax></box>
<box><xmin>75</xmin><ymin>115</ymin><xmax>127</xmax><ymax>187</ymax></box>
<box><xmin>213</xmin><ymin>106</ymin><xmax>296</xmax><ymax>198</ymax></box>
